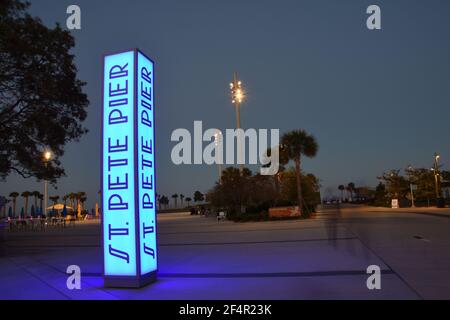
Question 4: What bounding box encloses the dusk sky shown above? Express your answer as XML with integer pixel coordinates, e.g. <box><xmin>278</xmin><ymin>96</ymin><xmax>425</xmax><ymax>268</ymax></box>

<box><xmin>2</xmin><ymin>0</ymin><xmax>450</xmax><ymax>210</ymax></box>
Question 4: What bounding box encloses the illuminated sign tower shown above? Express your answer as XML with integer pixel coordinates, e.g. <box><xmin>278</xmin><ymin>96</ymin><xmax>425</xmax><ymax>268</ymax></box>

<box><xmin>101</xmin><ymin>49</ymin><xmax>157</xmax><ymax>288</ymax></box>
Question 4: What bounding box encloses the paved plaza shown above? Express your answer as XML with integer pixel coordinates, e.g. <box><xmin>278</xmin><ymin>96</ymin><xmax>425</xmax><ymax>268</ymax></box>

<box><xmin>1</xmin><ymin>205</ymin><xmax>449</xmax><ymax>300</ymax></box>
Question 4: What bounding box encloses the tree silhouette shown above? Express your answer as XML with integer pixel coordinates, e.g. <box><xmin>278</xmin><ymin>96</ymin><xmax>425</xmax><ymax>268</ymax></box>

<box><xmin>38</xmin><ymin>193</ymin><xmax>43</xmax><ymax>212</ymax></box>
<box><xmin>76</xmin><ymin>192</ymin><xmax>86</xmax><ymax>209</ymax></box>
<box><xmin>156</xmin><ymin>193</ymin><xmax>161</xmax><ymax>211</ymax></box>
<box><xmin>69</xmin><ymin>193</ymin><xmax>76</xmax><ymax>211</ymax></box>
<box><xmin>49</xmin><ymin>195</ymin><xmax>59</xmax><ymax>205</ymax></box>
<box><xmin>207</xmin><ymin>167</ymin><xmax>252</xmax><ymax>214</ymax></box>
<box><xmin>21</xmin><ymin>191</ymin><xmax>31</xmax><ymax>215</ymax></box>
<box><xmin>194</xmin><ymin>191</ymin><xmax>204</xmax><ymax>203</ymax></box>
<box><xmin>75</xmin><ymin>192</ymin><xmax>86</xmax><ymax>218</ymax></box>
<box><xmin>171</xmin><ymin>194</ymin><xmax>179</xmax><ymax>208</ymax></box>
<box><xmin>9</xmin><ymin>191</ymin><xmax>18</xmax><ymax>217</ymax></box>
<box><xmin>0</xmin><ymin>0</ymin><xmax>89</xmax><ymax>183</ymax></box>
<box><xmin>160</xmin><ymin>196</ymin><xmax>169</xmax><ymax>209</ymax></box>
<box><xmin>338</xmin><ymin>185</ymin><xmax>345</xmax><ymax>201</ymax></box>
<box><xmin>180</xmin><ymin>194</ymin><xmax>185</xmax><ymax>208</ymax></box>
<box><xmin>31</xmin><ymin>191</ymin><xmax>41</xmax><ymax>209</ymax></box>
<box><xmin>185</xmin><ymin>197</ymin><xmax>192</xmax><ymax>207</ymax></box>
<box><xmin>280</xmin><ymin>130</ymin><xmax>318</xmax><ymax>218</ymax></box>
<box><xmin>80</xmin><ymin>195</ymin><xmax>87</xmax><ymax>211</ymax></box>
<box><xmin>347</xmin><ymin>182</ymin><xmax>355</xmax><ymax>201</ymax></box>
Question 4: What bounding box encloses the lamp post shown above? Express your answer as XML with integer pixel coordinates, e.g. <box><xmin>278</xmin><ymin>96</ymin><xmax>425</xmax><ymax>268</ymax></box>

<box><xmin>407</xmin><ymin>165</ymin><xmax>415</xmax><ymax>208</ymax></box>
<box><xmin>432</xmin><ymin>152</ymin><xmax>441</xmax><ymax>199</ymax></box>
<box><xmin>214</xmin><ymin>131</ymin><xmax>222</xmax><ymax>184</ymax></box>
<box><xmin>43</xmin><ymin>150</ymin><xmax>52</xmax><ymax>216</ymax></box>
<box><xmin>230</xmin><ymin>72</ymin><xmax>245</xmax><ymax>173</ymax></box>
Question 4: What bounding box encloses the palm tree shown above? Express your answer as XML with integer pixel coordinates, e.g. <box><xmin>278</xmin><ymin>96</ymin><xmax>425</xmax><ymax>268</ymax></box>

<box><xmin>194</xmin><ymin>191</ymin><xmax>204</xmax><ymax>203</ymax></box>
<box><xmin>69</xmin><ymin>193</ymin><xmax>76</xmax><ymax>211</ymax></box>
<box><xmin>156</xmin><ymin>193</ymin><xmax>161</xmax><ymax>211</ymax></box>
<box><xmin>1</xmin><ymin>197</ymin><xmax>9</xmax><ymax>217</ymax></box>
<box><xmin>345</xmin><ymin>186</ymin><xmax>351</xmax><ymax>202</ymax></box>
<box><xmin>38</xmin><ymin>194</ymin><xmax>43</xmax><ymax>213</ymax></box>
<box><xmin>347</xmin><ymin>182</ymin><xmax>355</xmax><ymax>201</ymax></box>
<box><xmin>5</xmin><ymin>199</ymin><xmax>11</xmax><ymax>217</ymax></box>
<box><xmin>171</xmin><ymin>194</ymin><xmax>179</xmax><ymax>208</ymax></box>
<box><xmin>9</xmin><ymin>192</ymin><xmax>19</xmax><ymax>217</ymax></box>
<box><xmin>49</xmin><ymin>196</ymin><xmax>59</xmax><ymax>205</ymax></box>
<box><xmin>80</xmin><ymin>195</ymin><xmax>87</xmax><ymax>211</ymax></box>
<box><xmin>76</xmin><ymin>192</ymin><xmax>86</xmax><ymax>209</ymax></box>
<box><xmin>180</xmin><ymin>194</ymin><xmax>185</xmax><ymax>207</ymax></box>
<box><xmin>21</xmin><ymin>191</ymin><xmax>31</xmax><ymax>216</ymax></box>
<box><xmin>185</xmin><ymin>197</ymin><xmax>192</xmax><ymax>207</ymax></box>
<box><xmin>62</xmin><ymin>194</ymin><xmax>69</xmax><ymax>205</ymax></box>
<box><xmin>160</xmin><ymin>196</ymin><xmax>169</xmax><ymax>209</ymax></box>
<box><xmin>338</xmin><ymin>185</ymin><xmax>345</xmax><ymax>202</ymax></box>
<box><xmin>75</xmin><ymin>192</ymin><xmax>86</xmax><ymax>218</ymax></box>
<box><xmin>31</xmin><ymin>191</ymin><xmax>41</xmax><ymax>210</ymax></box>
<box><xmin>280</xmin><ymin>130</ymin><xmax>318</xmax><ymax>218</ymax></box>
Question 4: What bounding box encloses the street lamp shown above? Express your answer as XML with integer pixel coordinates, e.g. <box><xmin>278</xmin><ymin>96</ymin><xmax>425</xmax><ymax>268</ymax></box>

<box><xmin>407</xmin><ymin>165</ymin><xmax>416</xmax><ymax>208</ymax></box>
<box><xmin>432</xmin><ymin>152</ymin><xmax>441</xmax><ymax>199</ymax></box>
<box><xmin>230</xmin><ymin>72</ymin><xmax>245</xmax><ymax>173</ymax></box>
<box><xmin>43</xmin><ymin>150</ymin><xmax>52</xmax><ymax>216</ymax></box>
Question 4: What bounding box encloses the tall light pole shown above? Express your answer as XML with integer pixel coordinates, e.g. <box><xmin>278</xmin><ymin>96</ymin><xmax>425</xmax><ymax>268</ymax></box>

<box><xmin>230</xmin><ymin>72</ymin><xmax>245</xmax><ymax>173</ymax></box>
<box><xmin>407</xmin><ymin>165</ymin><xmax>416</xmax><ymax>208</ymax></box>
<box><xmin>43</xmin><ymin>150</ymin><xmax>52</xmax><ymax>216</ymax></box>
<box><xmin>214</xmin><ymin>131</ymin><xmax>222</xmax><ymax>183</ymax></box>
<box><xmin>432</xmin><ymin>152</ymin><xmax>441</xmax><ymax>199</ymax></box>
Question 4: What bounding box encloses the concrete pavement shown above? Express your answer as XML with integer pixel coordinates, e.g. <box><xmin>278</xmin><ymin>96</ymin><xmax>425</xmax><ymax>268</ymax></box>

<box><xmin>0</xmin><ymin>206</ymin><xmax>449</xmax><ymax>299</ymax></box>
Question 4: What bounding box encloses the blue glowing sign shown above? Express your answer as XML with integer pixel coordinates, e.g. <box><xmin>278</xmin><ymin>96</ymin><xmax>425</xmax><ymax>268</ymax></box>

<box><xmin>137</xmin><ymin>52</ymin><xmax>158</xmax><ymax>275</ymax></box>
<box><xmin>102</xmin><ymin>49</ymin><xmax>157</xmax><ymax>288</ymax></box>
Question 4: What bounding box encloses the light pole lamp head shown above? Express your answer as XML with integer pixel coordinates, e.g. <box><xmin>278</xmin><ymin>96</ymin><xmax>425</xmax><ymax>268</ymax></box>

<box><xmin>43</xmin><ymin>150</ymin><xmax>52</xmax><ymax>162</ymax></box>
<box><xmin>214</xmin><ymin>132</ymin><xmax>221</xmax><ymax>147</ymax></box>
<box><xmin>230</xmin><ymin>74</ymin><xmax>245</xmax><ymax>105</ymax></box>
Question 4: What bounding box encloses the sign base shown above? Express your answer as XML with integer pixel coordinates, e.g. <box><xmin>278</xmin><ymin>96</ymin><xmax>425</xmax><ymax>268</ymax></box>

<box><xmin>104</xmin><ymin>271</ymin><xmax>157</xmax><ymax>288</ymax></box>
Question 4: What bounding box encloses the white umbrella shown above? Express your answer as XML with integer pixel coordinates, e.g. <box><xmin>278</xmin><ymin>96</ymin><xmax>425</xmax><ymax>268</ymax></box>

<box><xmin>46</xmin><ymin>204</ymin><xmax>73</xmax><ymax>211</ymax></box>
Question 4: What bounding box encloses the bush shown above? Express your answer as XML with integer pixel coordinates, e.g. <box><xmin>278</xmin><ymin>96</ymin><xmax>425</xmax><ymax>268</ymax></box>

<box><xmin>367</xmin><ymin>198</ymin><xmax>390</xmax><ymax>207</ymax></box>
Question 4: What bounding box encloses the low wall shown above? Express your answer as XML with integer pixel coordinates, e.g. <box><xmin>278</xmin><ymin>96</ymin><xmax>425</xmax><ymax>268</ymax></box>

<box><xmin>269</xmin><ymin>206</ymin><xmax>301</xmax><ymax>218</ymax></box>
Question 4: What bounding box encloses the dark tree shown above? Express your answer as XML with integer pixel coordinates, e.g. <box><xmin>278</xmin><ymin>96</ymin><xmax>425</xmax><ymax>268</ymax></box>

<box><xmin>338</xmin><ymin>185</ymin><xmax>345</xmax><ymax>201</ymax></box>
<box><xmin>378</xmin><ymin>170</ymin><xmax>409</xmax><ymax>199</ymax></box>
<box><xmin>280</xmin><ymin>130</ymin><xmax>318</xmax><ymax>218</ymax></box>
<box><xmin>193</xmin><ymin>191</ymin><xmax>204</xmax><ymax>203</ymax></box>
<box><xmin>207</xmin><ymin>166</ymin><xmax>321</xmax><ymax>215</ymax></box>
<box><xmin>347</xmin><ymin>182</ymin><xmax>355</xmax><ymax>200</ymax></box>
<box><xmin>171</xmin><ymin>194</ymin><xmax>179</xmax><ymax>208</ymax></box>
<box><xmin>0</xmin><ymin>0</ymin><xmax>89</xmax><ymax>183</ymax></box>
<box><xmin>159</xmin><ymin>196</ymin><xmax>169</xmax><ymax>209</ymax></box>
